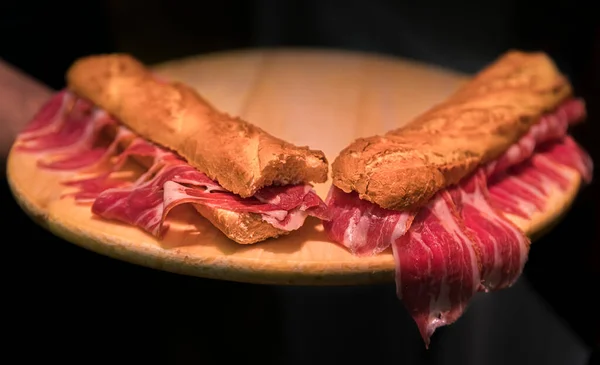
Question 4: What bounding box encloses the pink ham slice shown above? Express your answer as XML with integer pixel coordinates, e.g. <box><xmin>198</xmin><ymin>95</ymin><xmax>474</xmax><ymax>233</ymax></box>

<box><xmin>92</xmin><ymin>152</ymin><xmax>329</xmax><ymax>237</ymax></box>
<box><xmin>18</xmin><ymin>108</ymin><xmax>97</xmax><ymax>152</ymax></box>
<box><xmin>392</xmin><ymin>190</ymin><xmax>480</xmax><ymax>347</ymax></box>
<box><xmin>449</xmin><ymin>170</ymin><xmax>530</xmax><ymax>292</ymax></box>
<box><xmin>323</xmin><ymin>98</ymin><xmax>592</xmax><ymax>346</ymax></box>
<box><xmin>17</xmin><ymin>97</ymin><xmax>121</xmax><ymax>172</ymax></box>
<box><xmin>19</xmin><ymin>91</ymin><xmax>72</xmax><ymax>139</ymax></box>
<box><xmin>391</xmin><ymin>170</ymin><xmax>530</xmax><ymax>348</ymax></box>
<box><xmin>323</xmin><ymin>188</ymin><xmax>415</xmax><ymax>256</ymax></box>
<box><xmin>488</xmin><ymin>136</ymin><xmax>593</xmax><ymax>220</ymax></box>
<box><xmin>61</xmin><ymin>133</ymin><xmax>157</xmax><ymax>202</ymax></box>
<box><xmin>538</xmin><ymin>136</ymin><xmax>593</xmax><ymax>183</ymax></box>
<box><xmin>37</xmin><ymin>119</ymin><xmax>128</xmax><ymax>171</ymax></box>
<box><xmin>485</xmin><ymin>98</ymin><xmax>586</xmax><ymax>177</ymax></box>
<box><xmin>16</xmin><ymin>90</ymin><xmax>331</xmax><ymax>237</ymax></box>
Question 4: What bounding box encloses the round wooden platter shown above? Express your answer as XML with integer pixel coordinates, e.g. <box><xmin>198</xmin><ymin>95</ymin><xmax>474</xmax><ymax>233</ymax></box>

<box><xmin>7</xmin><ymin>48</ymin><xmax>581</xmax><ymax>285</ymax></box>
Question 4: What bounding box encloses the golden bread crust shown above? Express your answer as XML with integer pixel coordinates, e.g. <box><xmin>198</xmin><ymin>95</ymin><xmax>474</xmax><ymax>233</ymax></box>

<box><xmin>193</xmin><ymin>205</ymin><xmax>287</xmax><ymax>244</ymax></box>
<box><xmin>66</xmin><ymin>54</ymin><xmax>329</xmax><ymax>198</ymax></box>
<box><xmin>332</xmin><ymin>51</ymin><xmax>573</xmax><ymax>210</ymax></box>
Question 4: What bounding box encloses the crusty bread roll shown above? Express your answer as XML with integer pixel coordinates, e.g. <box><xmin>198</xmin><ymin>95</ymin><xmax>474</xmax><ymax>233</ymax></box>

<box><xmin>66</xmin><ymin>54</ymin><xmax>329</xmax><ymax>198</ymax></box>
<box><xmin>66</xmin><ymin>54</ymin><xmax>328</xmax><ymax>244</ymax></box>
<box><xmin>332</xmin><ymin>51</ymin><xmax>573</xmax><ymax>210</ymax></box>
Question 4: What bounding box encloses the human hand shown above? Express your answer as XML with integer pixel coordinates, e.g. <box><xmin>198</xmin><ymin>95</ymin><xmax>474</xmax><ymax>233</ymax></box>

<box><xmin>0</xmin><ymin>59</ymin><xmax>53</xmax><ymax>162</ymax></box>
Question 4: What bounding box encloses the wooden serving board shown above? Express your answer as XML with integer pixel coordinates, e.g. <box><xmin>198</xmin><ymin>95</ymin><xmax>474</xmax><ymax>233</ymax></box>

<box><xmin>7</xmin><ymin>49</ymin><xmax>581</xmax><ymax>285</ymax></box>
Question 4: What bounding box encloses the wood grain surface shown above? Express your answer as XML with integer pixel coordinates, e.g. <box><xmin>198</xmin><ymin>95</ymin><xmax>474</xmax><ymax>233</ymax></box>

<box><xmin>6</xmin><ymin>49</ymin><xmax>582</xmax><ymax>285</ymax></box>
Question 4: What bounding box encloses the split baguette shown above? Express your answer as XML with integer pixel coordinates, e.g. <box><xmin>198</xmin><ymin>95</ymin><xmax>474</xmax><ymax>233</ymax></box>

<box><xmin>332</xmin><ymin>51</ymin><xmax>573</xmax><ymax>210</ymax></box>
<box><xmin>67</xmin><ymin>54</ymin><xmax>329</xmax><ymax>198</ymax></box>
<box><xmin>66</xmin><ymin>54</ymin><xmax>329</xmax><ymax>244</ymax></box>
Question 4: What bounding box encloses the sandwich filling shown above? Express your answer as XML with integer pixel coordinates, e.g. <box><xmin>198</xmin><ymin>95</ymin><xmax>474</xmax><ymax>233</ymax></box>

<box><xmin>323</xmin><ymin>98</ymin><xmax>592</xmax><ymax>346</ymax></box>
<box><xmin>15</xmin><ymin>90</ymin><xmax>330</xmax><ymax>238</ymax></box>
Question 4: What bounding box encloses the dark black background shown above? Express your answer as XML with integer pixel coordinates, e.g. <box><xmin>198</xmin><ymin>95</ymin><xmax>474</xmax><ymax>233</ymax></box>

<box><xmin>2</xmin><ymin>1</ymin><xmax>598</xmax><ymax>364</ymax></box>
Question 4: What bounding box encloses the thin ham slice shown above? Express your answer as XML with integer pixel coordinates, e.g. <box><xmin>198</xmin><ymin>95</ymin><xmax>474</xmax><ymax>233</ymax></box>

<box><xmin>487</xmin><ymin>164</ymin><xmax>550</xmax><ymax>219</ymax></box>
<box><xmin>38</xmin><ymin>122</ymin><xmax>132</xmax><ymax>170</ymax></box>
<box><xmin>538</xmin><ymin>136</ymin><xmax>593</xmax><ymax>183</ymax></box>
<box><xmin>60</xmin><ymin>132</ymin><xmax>155</xmax><ymax>202</ymax></box>
<box><xmin>323</xmin><ymin>188</ymin><xmax>415</xmax><ymax>256</ymax></box>
<box><xmin>19</xmin><ymin>91</ymin><xmax>71</xmax><ymax>139</ymax></box>
<box><xmin>488</xmin><ymin>136</ymin><xmax>593</xmax><ymax>220</ymax></box>
<box><xmin>392</xmin><ymin>191</ymin><xmax>480</xmax><ymax>347</ymax></box>
<box><xmin>485</xmin><ymin>98</ymin><xmax>586</xmax><ymax>177</ymax></box>
<box><xmin>16</xmin><ymin>90</ymin><xmax>331</xmax><ymax>236</ymax></box>
<box><xmin>18</xmin><ymin>109</ymin><xmax>96</xmax><ymax>152</ymax></box>
<box><xmin>449</xmin><ymin>170</ymin><xmax>530</xmax><ymax>292</ymax></box>
<box><xmin>92</xmin><ymin>155</ymin><xmax>328</xmax><ymax>237</ymax></box>
<box><xmin>323</xmin><ymin>98</ymin><xmax>592</xmax><ymax>346</ymax></box>
<box><xmin>17</xmin><ymin>102</ymin><xmax>121</xmax><ymax>173</ymax></box>
<box><xmin>391</xmin><ymin>170</ymin><xmax>530</xmax><ymax>348</ymax></box>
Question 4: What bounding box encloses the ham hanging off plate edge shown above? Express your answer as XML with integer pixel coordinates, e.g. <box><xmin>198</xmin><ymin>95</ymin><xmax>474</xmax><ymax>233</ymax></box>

<box><xmin>323</xmin><ymin>98</ymin><xmax>593</xmax><ymax>347</ymax></box>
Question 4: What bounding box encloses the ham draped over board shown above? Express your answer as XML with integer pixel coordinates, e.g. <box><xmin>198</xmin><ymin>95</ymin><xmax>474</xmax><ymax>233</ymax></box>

<box><xmin>323</xmin><ymin>98</ymin><xmax>593</xmax><ymax>346</ymax></box>
<box><xmin>15</xmin><ymin>90</ymin><xmax>330</xmax><ymax>238</ymax></box>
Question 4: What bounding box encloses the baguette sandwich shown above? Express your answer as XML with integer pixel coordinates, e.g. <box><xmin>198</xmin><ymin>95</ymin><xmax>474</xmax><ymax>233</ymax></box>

<box><xmin>323</xmin><ymin>51</ymin><xmax>593</xmax><ymax>346</ymax></box>
<box><xmin>14</xmin><ymin>54</ymin><xmax>330</xmax><ymax>244</ymax></box>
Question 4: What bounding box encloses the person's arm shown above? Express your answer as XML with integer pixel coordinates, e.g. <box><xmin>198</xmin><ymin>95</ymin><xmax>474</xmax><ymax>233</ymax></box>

<box><xmin>0</xmin><ymin>59</ymin><xmax>53</xmax><ymax>162</ymax></box>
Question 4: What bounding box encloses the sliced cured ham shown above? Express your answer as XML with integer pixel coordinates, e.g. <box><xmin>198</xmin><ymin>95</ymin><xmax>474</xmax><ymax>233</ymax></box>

<box><xmin>449</xmin><ymin>170</ymin><xmax>530</xmax><ymax>292</ymax></box>
<box><xmin>19</xmin><ymin>91</ymin><xmax>72</xmax><ymax>139</ymax></box>
<box><xmin>38</xmin><ymin>123</ymin><xmax>132</xmax><ymax>171</ymax></box>
<box><xmin>538</xmin><ymin>136</ymin><xmax>593</xmax><ymax>183</ymax></box>
<box><xmin>488</xmin><ymin>136</ymin><xmax>593</xmax><ymax>220</ymax></box>
<box><xmin>323</xmin><ymin>188</ymin><xmax>415</xmax><ymax>256</ymax></box>
<box><xmin>92</xmin><ymin>154</ymin><xmax>329</xmax><ymax>237</ymax></box>
<box><xmin>15</xmin><ymin>90</ymin><xmax>331</xmax><ymax>237</ymax></box>
<box><xmin>484</xmin><ymin>98</ymin><xmax>586</xmax><ymax>177</ymax></box>
<box><xmin>324</xmin><ymin>98</ymin><xmax>593</xmax><ymax>346</ymax></box>
<box><xmin>392</xmin><ymin>191</ymin><xmax>480</xmax><ymax>345</ymax></box>
<box><xmin>389</xmin><ymin>170</ymin><xmax>531</xmax><ymax>347</ymax></box>
<box><xmin>18</xmin><ymin>95</ymin><xmax>123</xmax><ymax>172</ymax></box>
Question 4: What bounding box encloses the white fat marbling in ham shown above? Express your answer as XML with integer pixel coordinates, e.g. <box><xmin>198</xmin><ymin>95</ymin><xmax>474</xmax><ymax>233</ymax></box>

<box><xmin>16</xmin><ymin>90</ymin><xmax>331</xmax><ymax>238</ymax></box>
<box><xmin>92</xmin><ymin>167</ymin><xmax>328</xmax><ymax>237</ymax></box>
<box><xmin>323</xmin><ymin>187</ymin><xmax>415</xmax><ymax>256</ymax></box>
<box><xmin>392</xmin><ymin>191</ymin><xmax>480</xmax><ymax>347</ymax></box>
<box><xmin>323</xmin><ymin>98</ymin><xmax>592</xmax><ymax>346</ymax></box>
<box><xmin>484</xmin><ymin>98</ymin><xmax>586</xmax><ymax>177</ymax></box>
<box><xmin>540</xmin><ymin>136</ymin><xmax>593</xmax><ymax>183</ymax></box>
<box><xmin>449</xmin><ymin>170</ymin><xmax>530</xmax><ymax>292</ymax></box>
<box><xmin>17</xmin><ymin>97</ymin><xmax>123</xmax><ymax>172</ymax></box>
<box><xmin>487</xmin><ymin>136</ymin><xmax>593</xmax><ymax>220</ymax></box>
<box><xmin>18</xmin><ymin>103</ymin><xmax>116</xmax><ymax>169</ymax></box>
<box><xmin>19</xmin><ymin>91</ymin><xmax>72</xmax><ymax>140</ymax></box>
